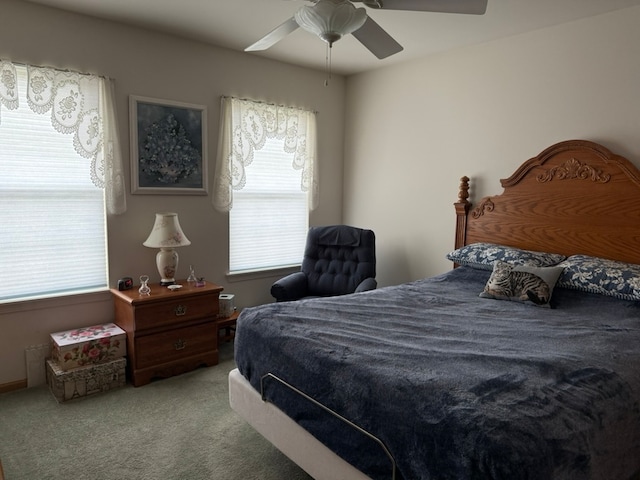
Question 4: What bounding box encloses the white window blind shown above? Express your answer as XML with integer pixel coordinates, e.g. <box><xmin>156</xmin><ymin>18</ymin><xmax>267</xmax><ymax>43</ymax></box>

<box><xmin>230</xmin><ymin>137</ymin><xmax>308</xmax><ymax>272</ymax></box>
<box><xmin>0</xmin><ymin>66</ymin><xmax>108</xmax><ymax>302</ymax></box>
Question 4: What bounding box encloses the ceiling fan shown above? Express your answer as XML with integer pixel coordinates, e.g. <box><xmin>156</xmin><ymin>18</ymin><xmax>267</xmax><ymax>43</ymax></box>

<box><xmin>245</xmin><ymin>0</ymin><xmax>488</xmax><ymax>60</ymax></box>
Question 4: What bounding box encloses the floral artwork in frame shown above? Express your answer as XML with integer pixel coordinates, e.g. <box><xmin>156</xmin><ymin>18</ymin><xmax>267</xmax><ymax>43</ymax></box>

<box><xmin>130</xmin><ymin>96</ymin><xmax>208</xmax><ymax>194</ymax></box>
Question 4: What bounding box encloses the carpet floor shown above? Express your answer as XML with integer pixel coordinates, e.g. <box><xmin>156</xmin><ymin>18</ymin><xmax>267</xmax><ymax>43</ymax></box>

<box><xmin>0</xmin><ymin>342</ymin><xmax>312</xmax><ymax>480</ymax></box>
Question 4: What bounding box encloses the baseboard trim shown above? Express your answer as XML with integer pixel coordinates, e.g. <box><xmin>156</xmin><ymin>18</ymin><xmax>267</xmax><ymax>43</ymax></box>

<box><xmin>0</xmin><ymin>379</ymin><xmax>27</xmax><ymax>394</ymax></box>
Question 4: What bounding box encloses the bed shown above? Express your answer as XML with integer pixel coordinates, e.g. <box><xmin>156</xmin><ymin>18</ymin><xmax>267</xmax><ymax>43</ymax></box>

<box><xmin>228</xmin><ymin>139</ymin><xmax>640</xmax><ymax>480</ymax></box>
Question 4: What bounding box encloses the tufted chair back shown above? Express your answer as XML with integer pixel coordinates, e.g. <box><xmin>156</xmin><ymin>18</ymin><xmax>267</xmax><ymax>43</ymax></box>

<box><xmin>271</xmin><ymin>225</ymin><xmax>377</xmax><ymax>302</ymax></box>
<box><xmin>303</xmin><ymin>225</ymin><xmax>376</xmax><ymax>296</ymax></box>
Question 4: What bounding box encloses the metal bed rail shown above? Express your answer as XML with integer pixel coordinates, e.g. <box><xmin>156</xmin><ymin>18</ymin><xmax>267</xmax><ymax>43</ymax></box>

<box><xmin>260</xmin><ymin>372</ymin><xmax>397</xmax><ymax>480</ymax></box>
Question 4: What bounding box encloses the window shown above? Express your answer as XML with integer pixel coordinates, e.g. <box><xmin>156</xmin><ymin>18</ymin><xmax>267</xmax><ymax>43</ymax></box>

<box><xmin>230</xmin><ymin>137</ymin><xmax>308</xmax><ymax>271</ymax></box>
<box><xmin>0</xmin><ymin>62</ymin><xmax>125</xmax><ymax>302</ymax></box>
<box><xmin>213</xmin><ymin>97</ymin><xmax>318</xmax><ymax>274</ymax></box>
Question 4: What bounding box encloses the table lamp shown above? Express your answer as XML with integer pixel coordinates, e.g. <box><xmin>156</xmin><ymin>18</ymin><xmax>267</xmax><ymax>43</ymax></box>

<box><xmin>143</xmin><ymin>212</ymin><xmax>191</xmax><ymax>285</ymax></box>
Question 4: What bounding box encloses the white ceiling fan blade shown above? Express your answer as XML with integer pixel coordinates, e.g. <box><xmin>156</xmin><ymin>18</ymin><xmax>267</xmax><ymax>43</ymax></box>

<box><xmin>351</xmin><ymin>16</ymin><xmax>403</xmax><ymax>59</ymax></box>
<box><xmin>357</xmin><ymin>0</ymin><xmax>488</xmax><ymax>15</ymax></box>
<box><xmin>245</xmin><ymin>17</ymin><xmax>300</xmax><ymax>52</ymax></box>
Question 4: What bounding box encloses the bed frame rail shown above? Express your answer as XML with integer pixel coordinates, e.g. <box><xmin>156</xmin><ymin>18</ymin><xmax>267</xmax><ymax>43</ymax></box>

<box><xmin>261</xmin><ymin>372</ymin><xmax>397</xmax><ymax>480</ymax></box>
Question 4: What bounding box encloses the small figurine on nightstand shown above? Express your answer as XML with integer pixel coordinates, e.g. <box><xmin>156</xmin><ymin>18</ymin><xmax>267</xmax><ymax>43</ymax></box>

<box><xmin>139</xmin><ymin>275</ymin><xmax>151</xmax><ymax>295</ymax></box>
<box><xmin>187</xmin><ymin>265</ymin><xmax>197</xmax><ymax>286</ymax></box>
<box><xmin>195</xmin><ymin>277</ymin><xmax>206</xmax><ymax>287</ymax></box>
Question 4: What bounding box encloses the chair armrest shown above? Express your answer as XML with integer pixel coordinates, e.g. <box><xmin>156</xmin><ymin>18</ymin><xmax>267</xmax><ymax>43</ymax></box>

<box><xmin>355</xmin><ymin>277</ymin><xmax>377</xmax><ymax>293</ymax></box>
<box><xmin>271</xmin><ymin>272</ymin><xmax>308</xmax><ymax>302</ymax></box>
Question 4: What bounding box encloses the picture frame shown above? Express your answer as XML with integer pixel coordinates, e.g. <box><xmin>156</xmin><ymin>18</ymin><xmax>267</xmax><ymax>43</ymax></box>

<box><xmin>130</xmin><ymin>95</ymin><xmax>208</xmax><ymax>195</ymax></box>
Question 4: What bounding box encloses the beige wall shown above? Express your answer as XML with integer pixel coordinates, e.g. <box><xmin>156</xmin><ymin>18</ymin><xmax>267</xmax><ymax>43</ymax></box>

<box><xmin>0</xmin><ymin>0</ymin><xmax>346</xmax><ymax>385</ymax></box>
<box><xmin>344</xmin><ymin>5</ymin><xmax>640</xmax><ymax>287</ymax></box>
<box><xmin>3</xmin><ymin>1</ymin><xmax>640</xmax><ymax>387</ymax></box>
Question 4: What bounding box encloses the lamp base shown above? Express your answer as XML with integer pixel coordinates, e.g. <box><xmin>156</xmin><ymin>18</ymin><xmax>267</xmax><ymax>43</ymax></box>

<box><xmin>156</xmin><ymin>248</ymin><xmax>179</xmax><ymax>286</ymax></box>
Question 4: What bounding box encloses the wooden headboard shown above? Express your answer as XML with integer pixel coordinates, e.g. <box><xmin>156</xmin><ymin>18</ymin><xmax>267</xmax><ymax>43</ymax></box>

<box><xmin>455</xmin><ymin>140</ymin><xmax>640</xmax><ymax>265</ymax></box>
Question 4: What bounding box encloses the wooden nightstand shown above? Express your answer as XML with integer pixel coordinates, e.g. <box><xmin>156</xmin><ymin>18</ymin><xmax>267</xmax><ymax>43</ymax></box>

<box><xmin>111</xmin><ymin>280</ymin><xmax>223</xmax><ymax>387</ymax></box>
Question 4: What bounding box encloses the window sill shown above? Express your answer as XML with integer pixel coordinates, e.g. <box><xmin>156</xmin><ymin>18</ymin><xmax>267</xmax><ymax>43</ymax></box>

<box><xmin>0</xmin><ymin>288</ymin><xmax>111</xmax><ymax>315</ymax></box>
<box><xmin>225</xmin><ymin>265</ymin><xmax>300</xmax><ymax>283</ymax></box>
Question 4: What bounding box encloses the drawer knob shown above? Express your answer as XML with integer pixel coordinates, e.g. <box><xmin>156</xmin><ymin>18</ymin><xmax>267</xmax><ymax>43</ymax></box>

<box><xmin>174</xmin><ymin>304</ymin><xmax>187</xmax><ymax>316</ymax></box>
<box><xmin>174</xmin><ymin>339</ymin><xmax>187</xmax><ymax>350</ymax></box>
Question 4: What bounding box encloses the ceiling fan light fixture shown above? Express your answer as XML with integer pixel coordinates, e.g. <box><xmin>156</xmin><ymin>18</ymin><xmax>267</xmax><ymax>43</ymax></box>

<box><xmin>295</xmin><ymin>0</ymin><xmax>367</xmax><ymax>46</ymax></box>
<box><xmin>362</xmin><ymin>0</ymin><xmax>383</xmax><ymax>8</ymax></box>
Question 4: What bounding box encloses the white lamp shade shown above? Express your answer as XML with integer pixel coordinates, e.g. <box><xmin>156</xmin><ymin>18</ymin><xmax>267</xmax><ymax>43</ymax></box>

<box><xmin>143</xmin><ymin>213</ymin><xmax>190</xmax><ymax>285</ymax></box>
<box><xmin>295</xmin><ymin>0</ymin><xmax>367</xmax><ymax>46</ymax></box>
<box><xmin>143</xmin><ymin>213</ymin><xmax>191</xmax><ymax>248</ymax></box>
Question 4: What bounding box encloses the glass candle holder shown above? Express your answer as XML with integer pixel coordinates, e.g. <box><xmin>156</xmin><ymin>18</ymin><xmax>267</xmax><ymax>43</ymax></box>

<box><xmin>139</xmin><ymin>275</ymin><xmax>151</xmax><ymax>295</ymax></box>
<box><xmin>187</xmin><ymin>265</ymin><xmax>197</xmax><ymax>285</ymax></box>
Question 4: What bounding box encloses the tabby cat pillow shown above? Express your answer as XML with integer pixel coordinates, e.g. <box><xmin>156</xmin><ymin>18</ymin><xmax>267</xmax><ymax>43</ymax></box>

<box><xmin>447</xmin><ymin>242</ymin><xmax>566</xmax><ymax>271</ymax></box>
<box><xmin>480</xmin><ymin>260</ymin><xmax>564</xmax><ymax>308</ymax></box>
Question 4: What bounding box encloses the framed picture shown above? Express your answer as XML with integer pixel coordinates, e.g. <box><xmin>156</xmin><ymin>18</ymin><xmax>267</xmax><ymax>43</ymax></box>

<box><xmin>130</xmin><ymin>95</ymin><xmax>207</xmax><ymax>195</ymax></box>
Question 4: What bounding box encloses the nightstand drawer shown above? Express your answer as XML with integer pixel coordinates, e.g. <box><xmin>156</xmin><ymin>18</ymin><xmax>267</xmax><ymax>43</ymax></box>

<box><xmin>111</xmin><ymin>280</ymin><xmax>223</xmax><ymax>386</ymax></box>
<box><xmin>134</xmin><ymin>295</ymin><xmax>217</xmax><ymax>331</ymax></box>
<box><xmin>135</xmin><ymin>323</ymin><xmax>217</xmax><ymax>369</ymax></box>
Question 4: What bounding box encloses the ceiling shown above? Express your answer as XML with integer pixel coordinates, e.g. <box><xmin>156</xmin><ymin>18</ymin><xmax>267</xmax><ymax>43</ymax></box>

<box><xmin>22</xmin><ymin>0</ymin><xmax>640</xmax><ymax>76</ymax></box>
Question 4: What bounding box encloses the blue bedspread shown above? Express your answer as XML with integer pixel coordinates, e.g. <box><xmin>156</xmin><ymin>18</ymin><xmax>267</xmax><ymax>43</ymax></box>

<box><xmin>234</xmin><ymin>267</ymin><xmax>640</xmax><ymax>480</ymax></box>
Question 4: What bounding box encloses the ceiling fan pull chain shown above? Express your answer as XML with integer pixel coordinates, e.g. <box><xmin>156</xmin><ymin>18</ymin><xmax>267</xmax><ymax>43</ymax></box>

<box><xmin>324</xmin><ymin>43</ymin><xmax>332</xmax><ymax>87</ymax></box>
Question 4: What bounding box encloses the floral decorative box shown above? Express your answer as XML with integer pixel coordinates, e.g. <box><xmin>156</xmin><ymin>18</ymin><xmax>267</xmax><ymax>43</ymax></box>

<box><xmin>46</xmin><ymin>358</ymin><xmax>126</xmax><ymax>403</ymax></box>
<box><xmin>50</xmin><ymin>323</ymin><xmax>126</xmax><ymax>371</ymax></box>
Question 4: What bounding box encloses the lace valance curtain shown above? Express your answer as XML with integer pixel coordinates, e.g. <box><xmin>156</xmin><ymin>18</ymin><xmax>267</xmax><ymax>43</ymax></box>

<box><xmin>213</xmin><ymin>96</ymin><xmax>318</xmax><ymax>212</ymax></box>
<box><xmin>0</xmin><ymin>60</ymin><xmax>126</xmax><ymax>214</ymax></box>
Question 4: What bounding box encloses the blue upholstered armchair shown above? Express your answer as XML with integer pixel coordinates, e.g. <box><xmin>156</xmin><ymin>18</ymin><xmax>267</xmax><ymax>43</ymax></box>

<box><xmin>270</xmin><ymin>225</ymin><xmax>377</xmax><ymax>302</ymax></box>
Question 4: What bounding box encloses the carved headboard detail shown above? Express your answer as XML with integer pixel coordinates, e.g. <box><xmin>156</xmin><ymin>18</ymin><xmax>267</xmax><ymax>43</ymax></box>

<box><xmin>535</xmin><ymin>158</ymin><xmax>610</xmax><ymax>184</ymax></box>
<box><xmin>454</xmin><ymin>140</ymin><xmax>640</xmax><ymax>265</ymax></box>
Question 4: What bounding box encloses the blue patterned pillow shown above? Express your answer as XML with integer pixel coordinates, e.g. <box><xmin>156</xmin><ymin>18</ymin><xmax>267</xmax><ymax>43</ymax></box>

<box><xmin>446</xmin><ymin>243</ymin><xmax>566</xmax><ymax>270</ymax></box>
<box><xmin>556</xmin><ymin>255</ymin><xmax>640</xmax><ymax>301</ymax></box>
